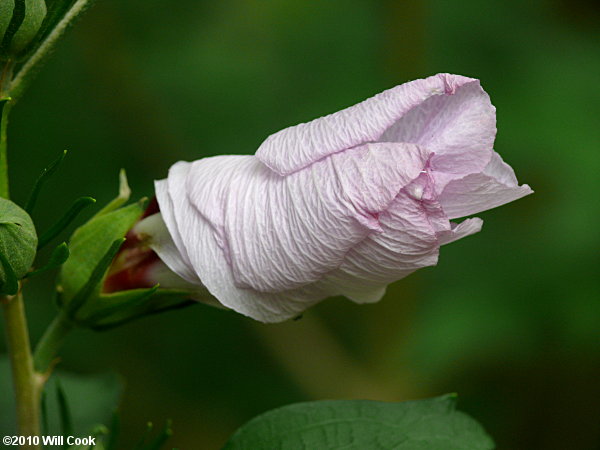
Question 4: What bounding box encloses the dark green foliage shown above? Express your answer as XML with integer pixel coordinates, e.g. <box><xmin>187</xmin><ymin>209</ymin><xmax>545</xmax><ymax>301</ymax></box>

<box><xmin>223</xmin><ymin>395</ymin><xmax>494</xmax><ymax>450</ymax></box>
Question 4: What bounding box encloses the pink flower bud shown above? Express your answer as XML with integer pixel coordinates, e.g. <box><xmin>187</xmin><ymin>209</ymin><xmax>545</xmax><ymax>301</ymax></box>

<box><xmin>140</xmin><ymin>73</ymin><xmax>532</xmax><ymax>322</ymax></box>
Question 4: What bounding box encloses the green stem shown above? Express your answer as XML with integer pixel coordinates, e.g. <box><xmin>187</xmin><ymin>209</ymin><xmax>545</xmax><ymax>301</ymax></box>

<box><xmin>9</xmin><ymin>0</ymin><xmax>95</xmax><ymax>103</ymax></box>
<box><xmin>33</xmin><ymin>311</ymin><xmax>73</xmax><ymax>373</ymax></box>
<box><xmin>1</xmin><ymin>290</ymin><xmax>42</xmax><ymax>448</ymax></box>
<box><xmin>0</xmin><ymin>97</ymin><xmax>11</xmax><ymax>199</ymax></box>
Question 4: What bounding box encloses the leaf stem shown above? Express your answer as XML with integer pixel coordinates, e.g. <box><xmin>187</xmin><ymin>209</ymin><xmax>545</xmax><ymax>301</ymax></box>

<box><xmin>1</xmin><ymin>289</ymin><xmax>43</xmax><ymax>448</ymax></box>
<box><xmin>33</xmin><ymin>310</ymin><xmax>73</xmax><ymax>373</ymax></box>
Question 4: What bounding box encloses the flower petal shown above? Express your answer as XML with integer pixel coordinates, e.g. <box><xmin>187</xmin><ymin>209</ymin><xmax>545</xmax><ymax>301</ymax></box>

<box><xmin>154</xmin><ymin>162</ymin><xmax>202</xmax><ymax>284</ymax></box>
<box><xmin>185</xmin><ymin>143</ymin><xmax>430</xmax><ymax>294</ymax></box>
<box><xmin>256</xmin><ymin>73</ymin><xmax>493</xmax><ymax>177</ymax></box>
<box><xmin>320</xmin><ymin>189</ymin><xmax>445</xmax><ymax>299</ymax></box>
<box><xmin>165</xmin><ymin>176</ymin><xmax>330</xmax><ymax>321</ymax></box>
<box><xmin>438</xmin><ymin>151</ymin><xmax>533</xmax><ymax>219</ymax></box>
<box><xmin>437</xmin><ymin>218</ymin><xmax>484</xmax><ymax>245</ymax></box>
<box><xmin>134</xmin><ymin>212</ymin><xmax>200</xmax><ymax>285</ymax></box>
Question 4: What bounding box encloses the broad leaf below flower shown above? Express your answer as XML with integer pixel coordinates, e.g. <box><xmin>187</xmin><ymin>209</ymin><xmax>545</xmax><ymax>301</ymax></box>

<box><xmin>223</xmin><ymin>394</ymin><xmax>494</xmax><ymax>450</ymax></box>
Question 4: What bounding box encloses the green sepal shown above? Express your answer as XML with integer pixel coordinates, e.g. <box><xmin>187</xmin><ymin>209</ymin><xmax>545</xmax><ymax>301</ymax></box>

<box><xmin>86</xmin><ymin>289</ymin><xmax>195</xmax><ymax>332</ymax></box>
<box><xmin>58</xmin><ymin>199</ymin><xmax>145</xmax><ymax>303</ymax></box>
<box><xmin>0</xmin><ymin>197</ymin><xmax>37</xmax><ymax>287</ymax></box>
<box><xmin>24</xmin><ymin>149</ymin><xmax>67</xmax><ymax>214</ymax></box>
<box><xmin>24</xmin><ymin>241</ymin><xmax>68</xmax><ymax>278</ymax></box>
<box><xmin>93</xmin><ymin>169</ymin><xmax>131</xmax><ymax>218</ymax></box>
<box><xmin>76</xmin><ymin>284</ymin><xmax>160</xmax><ymax>325</ymax></box>
<box><xmin>37</xmin><ymin>195</ymin><xmax>96</xmax><ymax>249</ymax></box>
<box><xmin>63</xmin><ymin>237</ymin><xmax>124</xmax><ymax>319</ymax></box>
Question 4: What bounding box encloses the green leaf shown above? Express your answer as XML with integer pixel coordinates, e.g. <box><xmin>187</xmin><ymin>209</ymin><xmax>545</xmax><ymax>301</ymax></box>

<box><xmin>24</xmin><ymin>241</ymin><xmax>68</xmax><ymax>278</ymax></box>
<box><xmin>37</xmin><ymin>195</ymin><xmax>96</xmax><ymax>249</ymax></box>
<box><xmin>223</xmin><ymin>395</ymin><xmax>495</xmax><ymax>450</ymax></box>
<box><xmin>24</xmin><ymin>149</ymin><xmax>67</xmax><ymax>214</ymax></box>
<box><xmin>0</xmin><ymin>197</ymin><xmax>37</xmax><ymax>285</ymax></box>
<box><xmin>59</xmin><ymin>200</ymin><xmax>145</xmax><ymax>303</ymax></box>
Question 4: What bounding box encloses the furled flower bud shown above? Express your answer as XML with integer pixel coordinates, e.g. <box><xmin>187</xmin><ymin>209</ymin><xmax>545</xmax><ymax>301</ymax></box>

<box><xmin>0</xmin><ymin>197</ymin><xmax>37</xmax><ymax>292</ymax></box>
<box><xmin>140</xmin><ymin>73</ymin><xmax>533</xmax><ymax>323</ymax></box>
<box><xmin>0</xmin><ymin>0</ymin><xmax>47</xmax><ymax>60</ymax></box>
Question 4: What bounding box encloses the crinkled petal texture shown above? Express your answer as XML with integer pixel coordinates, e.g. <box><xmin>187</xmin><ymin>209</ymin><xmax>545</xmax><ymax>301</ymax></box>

<box><xmin>149</xmin><ymin>73</ymin><xmax>532</xmax><ymax>322</ymax></box>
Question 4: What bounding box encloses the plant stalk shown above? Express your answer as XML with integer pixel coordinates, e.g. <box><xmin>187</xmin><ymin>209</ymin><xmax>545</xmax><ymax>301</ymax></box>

<box><xmin>1</xmin><ymin>290</ymin><xmax>42</xmax><ymax>449</ymax></box>
<box><xmin>9</xmin><ymin>0</ymin><xmax>95</xmax><ymax>103</ymax></box>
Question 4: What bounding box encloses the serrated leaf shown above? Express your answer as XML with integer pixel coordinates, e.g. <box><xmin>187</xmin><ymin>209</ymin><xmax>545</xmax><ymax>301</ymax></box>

<box><xmin>223</xmin><ymin>395</ymin><xmax>495</xmax><ymax>450</ymax></box>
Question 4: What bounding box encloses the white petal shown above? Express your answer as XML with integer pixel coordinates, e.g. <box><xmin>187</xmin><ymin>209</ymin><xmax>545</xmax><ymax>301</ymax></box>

<box><xmin>134</xmin><ymin>213</ymin><xmax>200</xmax><ymax>285</ymax></box>
<box><xmin>438</xmin><ymin>152</ymin><xmax>533</xmax><ymax>219</ymax></box>
<box><xmin>256</xmin><ymin>73</ymin><xmax>484</xmax><ymax>175</ymax></box>
<box><xmin>185</xmin><ymin>144</ymin><xmax>430</xmax><ymax>295</ymax></box>
<box><xmin>437</xmin><ymin>218</ymin><xmax>484</xmax><ymax>245</ymax></box>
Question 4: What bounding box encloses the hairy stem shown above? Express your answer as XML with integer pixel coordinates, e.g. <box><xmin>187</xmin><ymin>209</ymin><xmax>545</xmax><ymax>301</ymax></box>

<box><xmin>1</xmin><ymin>290</ymin><xmax>42</xmax><ymax>448</ymax></box>
<box><xmin>9</xmin><ymin>0</ymin><xmax>95</xmax><ymax>103</ymax></box>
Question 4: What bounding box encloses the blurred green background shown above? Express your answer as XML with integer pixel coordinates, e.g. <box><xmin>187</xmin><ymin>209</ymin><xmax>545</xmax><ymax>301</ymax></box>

<box><xmin>1</xmin><ymin>0</ymin><xmax>599</xmax><ymax>448</ymax></box>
